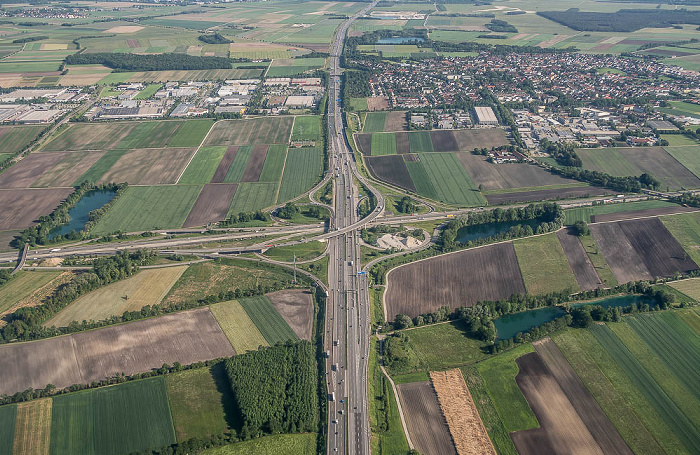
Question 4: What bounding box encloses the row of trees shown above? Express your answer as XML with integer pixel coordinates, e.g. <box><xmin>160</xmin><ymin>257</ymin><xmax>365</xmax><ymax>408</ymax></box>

<box><xmin>220</xmin><ymin>210</ymin><xmax>270</xmax><ymax>226</ymax></box>
<box><xmin>65</xmin><ymin>52</ymin><xmax>234</xmax><ymax>72</ymax></box>
<box><xmin>541</xmin><ymin>139</ymin><xmax>582</xmax><ymax>167</ymax></box>
<box><xmin>225</xmin><ymin>341</ymin><xmax>318</xmax><ymax>438</ymax></box>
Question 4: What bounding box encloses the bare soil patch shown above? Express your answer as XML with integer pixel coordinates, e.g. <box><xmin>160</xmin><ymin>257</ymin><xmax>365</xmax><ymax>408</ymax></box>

<box><xmin>266</xmin><ymin>289</ymin><xmax>313</xmax><ymax>340</ymax></box>
<box><xmin>0</xmin><ymin>308</ymin><xmax>234</xmax><ymax>396</ymax></box>
<box><xmin>385</xmin><ymin>111</ymin><xmax>407</xmax><ymax>131</ymax></box>
<box><xmin>430</xmin><ymin>369</ymin><xmax>496</xmax><ymax>455</ymax></box>
<box><xmin>556</xmin><ymin>229</ymin><xmax>602</xmax><ymax>291</ymax></box>
<box><xmin>366</xmin><ymin>97</ymin><xmax>389</xmax><ymax>111</ymax></box>
<box><xmin>100</xmin><ymin>148</ymin><xmax>194</xmax><ymax>184</ymax></box>
<box><xmin>183</xmin><ymin>183</ymin><xmax>237</xmax><ymax>228</ymax></box>
<box><xmin>534</xmin><ymin>338</ymin><xmax>633</xmax><ymax>454</ymax></box>
<box><xmin>104</xmin><ymin>25</ymin><xmax>144</xmax><ymax>33</ymax></box>
<box><xmin>355</xmin><ymin>134</ymin><xmax>372</xmax><ymax>155</ymax></box>
<box><xmin>0</xmin><ymin>188</ymin><xmax>72</xmax><ymax>230</ymax></box>
<box><xmin>589</xmin><ymin>221</ymin><xmax>652</xmax><ymax>283</ymax></box>
<box><xmin>618</xmin><ymin>146</ymin><xmax>700</xmax><ymax>190</ymax></box>
<box><xmin>485</xmin><ymin>186</ymin><xmax>615</xmax><ymax>205</ymax></box>
<box><xmin>430</xmin><ymin>130</ymin><xmax>459</xmax><ymax>152</ymax></box>
<box><xmin>457</xmin><ymin>155</ymin><xmax>577</xmax><ymax>191</ymax></box>
<box><xmin>397</xmin><ymin>381</ymin><xmax>457</xmax><ymax>455</ymax></box>
<box><xmin>32</xmin><ymin>151</ymin><xmax>105</xmax><ymax>188</ymax></box>
<box><xmin>211</xmin><ymin>146</ymin><xmax>238</xmax><ymax>183</ymax></box>
<box><xmin>395</xmin><ymin>132</ymin><xmax>410</xmax><ymax>154</ymax></box>
<box><xmin>452</xmin><ymin>129</ymin><xmax>509</xmax><ymax>151</ymax></box>
<box><xmin>0</xmin><ymin>152</ymin><xmax>67</xmax><ymax>188</ymax></box>
<box><xmin>511</xmin><ymin>351</ymin><xmax>604</xmax><ymax>455</ymax></box>
<box><xmin>385</xmin><ymin>242</ymin><xmax>525</xmax><ymax>318</ymax></box>
<box><xmin>366</xmin><ymin>155</ymin><xmax>415</xmax><ymax>192</ymax></box>
<box><xmin>591</xmin><ymin>206</ymin><xmax>699</xmax><ymax>223</ymax></box>
<box><xmin>241</xmin><ymin>144</ymin><xmax>269</xmax><ymax>182</ymax></box>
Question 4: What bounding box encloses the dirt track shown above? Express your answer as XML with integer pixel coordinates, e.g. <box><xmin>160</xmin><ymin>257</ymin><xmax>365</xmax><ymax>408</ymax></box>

<box><xmin>266</xmin><ymin>289</ymin><xmax>314</xmax><ymax>340</ymax></box>
<box><xmin>396</xmin><ymin>381</ymin><xmax>456</xmax><ymax>455</ymax></box>
<box><xmin>430</xmin><ymin>369</ymin><xmax>496</xmax><ymax>455</ymax></box>
<box><xmin>556</xmin><ymin>229</ymin><xmax>601</xmax><ymax>291</ymax></box>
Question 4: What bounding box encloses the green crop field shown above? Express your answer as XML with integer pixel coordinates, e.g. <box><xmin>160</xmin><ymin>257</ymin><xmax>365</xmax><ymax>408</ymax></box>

<box><xmin>405</xmin><ymin>159</ymin><xmax>437</xmax><ymax>199</ymax></box>
<box><xmin>0</xmin><ymin>270</ymin><xmax>62</xmax><ymax>314</ymax></box>
<box><xmin>291</xmin><ymin>116</ymin><xmax>321</xmax><ymax>141</ymax></box>
<box><xmin>0</xmin><ymin>125</ymin><xmax>45</xmax><ymax>155</ymax></box>
<box><xmin>178</xmin><ymin>146</ymin><xmax>227</xmax><ymax>184</ymax></box>
<box><xmin>264</xmin><ymin>241</ymin><xmax>326</xmax><ymax>262</ymax></box>
<box><xmin>201</xmin><ymin>433</ymin><xmax>316</xmax><ymax>455</ymax></box>
<box><xmin>258</xmin><ymin>145</ymin><xmax>287</xmax><ymax>183</ymax></box>
<box><xmin>564</xmin><ymin>200</ymin><xmax>678</xmax><ymax>224</ymax></box>
<box><xmin>408</xmin><ymin>131</ymin><xmax>433</xmax><ymax>153</ymax></box>
<box><xmin>167</xmin><ymin>119</ymin><xmax>215</xmax><ymax>147</ymax></box>
<box><xmin>224</xmin><ymin>146</ymin><xmax>254</xmax><ymax>183</ymax></box>
<box><xmin>0</xmin><ymin>404</ymin><xmax>16</xmax><ymax>455</ymax></box>
<box><xmin>363</xmin><ymin>112</ymin><xmax>386</xmax><ymax>133</ymax></box>
<box><xmin>664</xmin><ymin>146</ymin><xmax>700</xmax><ymax>179</ymax></box>
<box><xmin>370</xmin><ymin>132</ymin><xmax>397</xmax><ymax>156</ymax></box>
<box><xmin>229</xmin><ymin>182</ymin><xmax>278</xmax><ymax>213</ymax></box>
<box><xmin>112</xmin><ymin>121</ymin><xmax>191</xmax><ymax>149</ymax></box>
<box><xmin>134</xmin><ymin>83</ymin><xmax>162</xmax><ymax>100</ymax></box>
<box><xmin>210</xmin><ymin>300</ymin><xmax>269</xmax><ymax>353</ymax></box>
<box><xmin>477</xmin><ymin>344</ymin><xmax>538</xmax><ymax>433</ymax></box>
<box><xmin>658</xmin><ymin>101</ymin><xmax>700</xmax><ymax>119</ymax></box>
<box><xmin>661</xmin><ymin>211</ymin><xmax>700</xmax><ymax>265</ymax></box>
<box><xmin>578</xmin><ymin>233</ymin><xmax>617</xmax><ymax>287</ymax></box>
<box><xmin>662</xmin><ymin>135</ymin><xmax>700</xmax><ymax>146</ymax></box>
<box><xmin>552</xmin><ymin>329</ymin><xmax>672</xmax><ymax>455</ymax></box>
<box><xmin>50</xmin><ymin>377</ymin><xmax>176</xmax><ymax>455</ymax></box>
<box><xmin>238</xmin><ymin>295</ymin><xmax>298</xmax><ymax>345</ymax></box>
<box><xmin>677</xmin><ymin>308</ymin><xmax>700</xmax><ymax>335</ymax></box>
<box><xmin>74</xmin><ymin>150</ymin><xmax>128</xmax><ymax>184</ymax></box>
<box><xmin>414</xmin><ymin>153</ymin><xmax>485</xmax><ymax>206</ymax></box>
<box><xmin>514</xmin><ymin>233</ymin><xmax>580</xmax><ymax>295</ymax></box>
<box><xmin>577</xmin><ymin>148</ymin><xmax>641</xmax><ymax>176</ymax></box>
<box><xmin>277</xmin><ymin>147</ymin><xmax>323</xmax><ymax>203</ymax></box>
<box><xmin>91</xmin><ymin>185</ymin><xmax>202</xmax><ymax>234</ymax></box>
<box><xmin>165</xmin><ymin>366</ymin><xmax>232</xmax><ymax>441</ymax></box>
<box><xmin>349</xmin><ymin>97</ymin><xmax>368</xmax><ymax>111</ymax></box>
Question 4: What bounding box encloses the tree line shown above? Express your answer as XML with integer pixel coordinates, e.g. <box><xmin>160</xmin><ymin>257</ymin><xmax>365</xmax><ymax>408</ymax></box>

<box><xmin>65</xmin><ymin>52</ymin><xmax>234</xmax><ymax>72</ymax></box>
<box><xmin>537</xmin><ymin>9</ymin><xmax>700</xmax><ymax>33</ymax></box>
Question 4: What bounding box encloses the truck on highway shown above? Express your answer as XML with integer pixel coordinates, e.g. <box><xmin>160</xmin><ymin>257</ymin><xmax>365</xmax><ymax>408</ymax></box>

<box><xmin>329</xmin><ymin>392</ymin><xmax>335</xmax><ymax>401</ymax></box>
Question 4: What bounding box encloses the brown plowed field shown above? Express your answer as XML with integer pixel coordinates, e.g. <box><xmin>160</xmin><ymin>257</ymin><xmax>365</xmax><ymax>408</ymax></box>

<box><xmin>0</xmin><ymin>152</ymin><xmax>66</xmax><ymax>188</ymax></box>
<box><xmin>0</xmin><ymin>307</ymin><xmax>234</xmax><ymax>396</ymax></box>
<box><xmin>241</xmin><ymin>144</ymin><xmax>269</xmax><ymax>182</ymax></box>
<box><xmin>430</xmin><ymin>369</ymin><xmax>496</xmax><ymax>455</ymax></box>
<box><xmin>511</xmin><ymin>351</ymin><xmax>605</xmax><ymax>455</ymax></box>
<box><xmin>617</xmin><ymin>147</ymin><xmax>700</xmax><ymax>190</ymax></box>
<box><xmin>556</xmin><ymin>229</ymin><xmax>601</xmax><ymax>291</ymax></box>
<box><xmin>182</xmin><ymin>183</ymin><xmax>237</xmax><ymax>228</ymax></box>
<box><xmin>99</xmin><ymin>148</ymin><xmax>194</xmax><ymax>185</ymax></box>
<box><xmin>618</xmin><ymin>217</ymin><xmax>698</xmax><ymax>278</ymax></box>
<box><xmin>395</xmin><ymin>132</ymin><xmax>411</xmax><ymax>154</ymax></box>
<box><xmin>366</xmin><ymin>96</ymin><xmax>389</xmax><ymax>111</ymax></box>
<box><xmin>41</xmin><ymin>123</ymin><xmax>135</xmax><ymax>151</ymax></box>
<box><xmin>485</xmin><ymin>186</ymin><xmax>615</xmax><ymax>205</ymax></box>
<box><xmin>589</xmin><ymin>221</ymin><xmax>653</xmax><ymax>283</ymax></box>
<box><xmin>385</xmin><ymin>242</ymin><xmax>525</xmax><ymax>318</ymax></box>
<box><xmin>0</xmin><ymin>188</ymin><xmax>72</xmax><ymax>230</ymax></box>
<box><xmin>385</xmin><ymin>111</ymin><xmax>407</xmax><ymax>131</ymax></box>
<box><xmin>31</xmin><ymin>151</ymin><xmax>105</xmax><ymax>188</ymax></box>
<box><xmin>266</xmin><ymin>289</ymin><xmax>314</xmax><ymax>340</ymax></box>
<box><xmin>534</xmin><ymin>338</ymin><xmax>633</xmax><ymax>455</ymax></box>
<box><xmin>430</xmin><ymin>130</ymin><xmax>459</xmax><ymax>152</ymax></box>
<box><xmin>211</xmin><ymin>146</ymin><xmax>238</xmax><ymax>183</ymax></box>
<box><xmin>355</xmin><ymin>134</ymin><xmax>372</xmax><ymax>155</ymax></box>
<box><xmin>591</xmin><ymin>206</ymin><xmax>699</xmax><ymax>223</ymax></box>
<box><xmin>365</xmin><ymin>155</ymin><xmax>416</xmax><ymax>192</ymax></box>
<box><xmin>457</xmin><ymin>154</ymin><xmax>577</xmax><ymax>191</ymax></box>
<box><xmin>396</xmin><ymin>381</ymin><xmax>457</xmax><ymax>455</ymax></box>
<box><xmin>452</xmin><ymin>129</ymin><xmax>509</xmax><ymax>151</ymax></box>
<box><xmin>204</xmin><ymin>117</ymin><xmax>293</xmax><ymax>146</ymax></box>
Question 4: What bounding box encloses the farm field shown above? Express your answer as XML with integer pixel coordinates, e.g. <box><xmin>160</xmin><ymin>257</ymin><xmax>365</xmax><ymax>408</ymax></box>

<box><xmin>365</xmin><ymin>155</ymin><xmax>416</xmax><ymax>192</ymax></box>
<box><xmin>178</xmin><ymin>146</ymin><xmax>227</xmax><ymax>184</ymax></box>
<box><xmin>485</xmin><ymin>185</ymin><xmax>615</xmax><ymax>205</ymax></box>
<box><xmin>556</xmin><ymin>229</ymin><xmax>601</xmax><ymax>291</ymax></box>
<box><xmin>0</xmin><ymin>308</ymin><xmax>234</xmax><ymax>396</ymax></box>
<box><xmin>409</xmin><ymin>153</ymin><xmax>485</xmax><ymax>206</ymax></box>
<box><xmin>228</xmin><ymin>182</ymin><xmax>279</xmax><ymax>213</ymax></box>
<box><xmin>356</xmin><ymin>128</ymin><xmax>508</xmax><ymax>155</ymax></box>
<box><xmin>265</xmin><ymin>289</ymin><xmax>315</xmax><ymax>341</ymax></box>
<box><xmin>277</xmin><ymin>146</ymin><xmax>323</xmax><ymax>203</ymax></box>
<box><xmin>50</xmin><ymin>377</ymin><xmax>176</xmax><ymax>455</ymax></box>
<box><xmin>264</xmin><ymin>241</ymin><xmax>326</xmax><ymax>262</ymax></box>
<box><xmin>457</xmin><ymin>154</ymin><xmax>578</xmax><ymax>191</ymax></box>
<box><xmin>238</xmin><ymin>295</ymin><xmax>299</xmax><ymax>345</ymax></box>
<box><xmin>661</xmin><ymin>211</ymin><xmax>700</xmax><ymax>265</ymax></box>
<box><xmin>204</xmin><ymin>117</ymin><xmax>293</xmax><ymax>147</ymax></box>
<box><xmin>44</xmin><ymin>266</ymin><xmax>188</xmax><ymax>328</ymax></box>
<box><xmin>209</xmin><ymin>300</ymin><xmax>269</xmax><ymax>353</ymax></box>
<box><xmin>664</xmin><ymin>146</ymin><xmax>700</xmax><ymax>179</ymax></box>
<box><xmin>97</xmin><ymin>147</ymin><xmax>195</xmax><ymax>185</ymax></box>
<box><xmin>183</xmin><ymin>183</ymin><xmax>238</xmax><ymax>228</ymax></box>
<box><xmin>165</xmin><ymin>366</ymin><xmax>232</xmax><ymax>441</ymax></box>
<box><xmin>200</xmin><ymin>433</ymin><xmax>317</xmax><ymax>455</ymax></box>
<box><xmin>564</xmin><ymin>200</ymin><xmax>682</xmax><ymax>224</ymax></box>
<box><xmin>0</xmin><ymin>125</ymin><xmax>45</xmax><ymax>155</ymax></box>
<box><xmin>0</xmin><ymin>270</ymin><xmax>62</xmax><ymax>315</ymax></box>
<box><xmin>0</xmin><ymin>188</ymin><xmax>72</xmax><ymax>230</ymax></box>
<box><xmin>670</xmin><ymin>278</ymin><xmax>700</xmax><ymax>301</ymax></box>
<box><xmin>513</xmin><ymin>233</ymin><xmax>581</xmax><ymax>295</ymax></box>
<box><xmin>13</xmin><ymin>398</ymin><xmax>52</xmax><ymax>455</ymax></box>
<box><xmin>396</xmin><ymin>381</ymin><xmax>456</xmax><ymax>455</ymax></box>
<box><xmin>385</xmin><ymin>242</ymin><xmax>526</xmax><ymax>319</ymax></box>
<box><xmin>0</xmin><ymin>405</ymin><xmax>15</xmax><ymax>455</ymax></box>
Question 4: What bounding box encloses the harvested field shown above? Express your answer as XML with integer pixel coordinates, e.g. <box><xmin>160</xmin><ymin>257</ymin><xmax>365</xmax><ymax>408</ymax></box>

<box><xmin>589</xmin><ymin>221</ymin><xmax>652</xmax><ymax>283</ymax></box>
<box><xmin>0</xmin><ymin>271</ymin><xmax>71</xmax><ymax>319</ymax></box>
<box><xmin>395</xmin><ymin>132</ymin><xmax>410</xmax><ymax>155</ymax></box>
<box><xmin>209</xmin><ymin>300</ymin><xmax>268</xmax><ymax>353</ymax></box>
<box><xmin>41</xmin><ymin>123</ymin><xmax>135</xmax><ymax>151</ymax></box>
<box><xmin>0</xmin><ymin>152</ymin><xmax>66</xmax><ymax>188</ymax></box>
<box><xmin>365</xmin><ymin>155</ymin><xmax>416</xmax><ymax>192</ymax></box>
<box><xmin>0</xmin><ymin>188</ymin><xmax>72</xmax><ymax>230</ymax></box>
<box><xmin>430</xmin><ymin>369</ymin><xmax>495</xmax><ymax>455</ymax></box>
<box><xmin>31</xmin><ymin>151</ymin><xmax>105</xmax><ymax>188</ymax></box>
<box><xmin>211</xmin><ymin>146</ymin><xmax>238</xmax><ymax>183</ymax></box>
<box><xmin>396</xmin><ymin>381</ymin><xmax>456</xmax><ymax>455</ymax></box>
<box><xmin>13</xmin><ymin>398</ymin><xmax>52</xmax><ymax>455</ymax></box>
<box><xmin>556</xmin><ymin>229</ymin><xmax>602</xmax><ymax>291</ymax></box>
<box><xmin>670</xmin><ymin>278</ymin><xmax>700</xmax><ymax>301</ymax></box>
<box><xmin>486</xmin><ymin>186</ymin><xmax>614</xmax><ymax>205</ymax></box>
<box><xmin>385</xmin><ymin>242</ymin><xmax>525</xmax><ymax>318</ymax></box>
<box><xmin>183</xmin><ymin>183</ymin><xmax>237</xmax><ymax>228</ymax></box>
<box><xmin>0</xmin><ymin>308</ymin><xmax>234</xmax><ymax>396</ymax></box>
<box><xmin>591</xmin><ymin>206</ymin><xmax>699</xmax><ymax>223</ymax></box>
<box><xmin>457</xmin><ymin>154</ymin><xmax>577</xmax><ymax>191</ymax></box>
<box><xmin>266</xmin><ymin>289</ymin><xmax>314</xmax><ymax>341</ymax></box>
<box><xmin>511</xmin><ymin>351</ymin><xmax>605</xmax><ymax>455</ymax></box>
<box><xmin>204</xmin><ymin>117</ymin><xmax>293</xmax><ymax>147</ymax></box>
<box><xmin>44</xmin><ymin>266</ymin><xmax>188</xmax><ymax>328</ymax></box>
<box><xmin>241</xmin><ymin>145</ymin><xmax>269</xmax><ymax>182</ymax></box>
<box><xmin>452</xmin><ymin>129</ymin><xmax>509</xmax><ymax>151</ymax></box>
<box><xmin>385</xmin><ymin>111</ymin><xmax>407</xmax><ymax>131</ymax></box>
<box><xmin>534</xmin><ymin>338</ymin><xmax>632</xmax><ymax>454</ymax></box>
<box><xmin>366</xmin><ymin>96</ymin><xmax>389</xmax><ymax>111</ymax></box>
<box><xmin>99</xmin><ymin>148</ymin><xmax>194</xmax><ymax>185</ymax></box>
<box><xmin>430</xmin><ymin>130</ymin><xmax>459</xmax><ymax>152</ymax></box>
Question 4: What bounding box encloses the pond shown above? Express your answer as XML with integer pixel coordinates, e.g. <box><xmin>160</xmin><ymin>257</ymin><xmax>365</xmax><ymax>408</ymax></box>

<box><xmin>494</xmin><ymin>294</ymin><xmax>655</xmax><ymax>340</ymax></box>
<box><xmin>48</xmin><ymin>189</ymin><xmax>116</xmax><ymax>239</ymax></box>
<box><xmin>456</xmin><ymin>219</ymin><xmax>541</xmax><ymax>243</ymax></box>
<box><xmin>377</xmin><ymin>37</ymin><xmax>425</xmax><ymax>44</ymax></box>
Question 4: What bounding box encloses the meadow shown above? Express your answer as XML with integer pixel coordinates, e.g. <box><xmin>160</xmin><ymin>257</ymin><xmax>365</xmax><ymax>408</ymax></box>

<box><xmin>0</xmin><ymin>270</ymin><xmax>62</xmax><ymax>314</ymax></box>
<box><xmin>0</xmin><ymin>125</ymin><xmax>45</xmax><ymax>155</ymax></box>
<box><xmin>513</xmin><ymin>233</ymin><xmax>581</xmax><ymax>295</ymax></box>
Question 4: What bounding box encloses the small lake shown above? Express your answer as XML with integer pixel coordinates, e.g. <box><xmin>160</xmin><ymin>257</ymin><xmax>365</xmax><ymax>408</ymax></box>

<box><xmin>377</xmin><ymin>37</ymin><xmax>425</xmax><ymax>44</ymax></box>
<box><xmin>494</xmin><ymin>295</ymin><xmax>655</xmax><ymax>340</ymax></box>
<box><xmin>457</xmin><ymin>219</ymin><xmax>541</xmax><ymax>243</ymax></box>
<box><xmin>48</xmin><ymin>189</ymin><xmax>116</xmax><ymax>239</ymax></box>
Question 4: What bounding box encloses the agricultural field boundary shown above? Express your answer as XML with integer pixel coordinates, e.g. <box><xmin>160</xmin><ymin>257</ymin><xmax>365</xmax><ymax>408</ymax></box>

<box><xmin>378</xmin><ymin>338</ymin><xmax>414</xmax><ymax>451</ymax></box>
<box><xmin>175</xmin><ymin>121</ymin><xmax>216</xmax><ymax>184</ymax></box>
